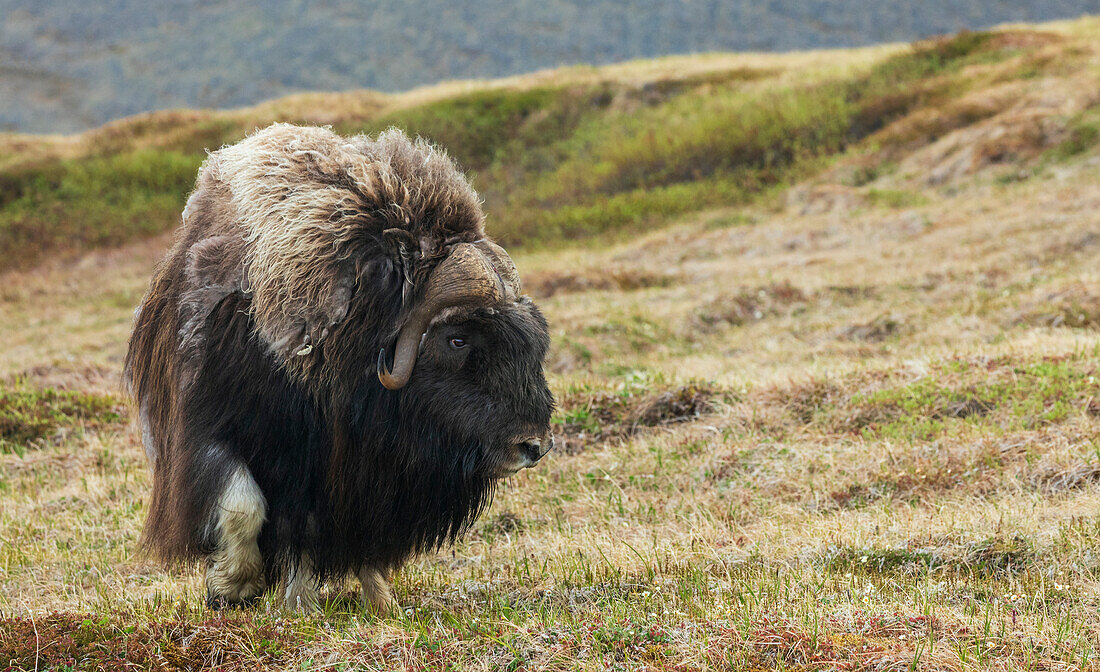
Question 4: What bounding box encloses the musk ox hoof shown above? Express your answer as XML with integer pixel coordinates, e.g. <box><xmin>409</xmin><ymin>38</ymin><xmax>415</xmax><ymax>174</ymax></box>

<box><xmin>205</xmin><ymin>585</ymin><xmax>264</xmax><ymax>610</ymax></box>
<box><xmin>204</xmin><ymin>560</ymin><xmax>265</xmax><ymax>609</ymax></box>
<box><xmin>359</xmin><ymin>566</ymin><xmax>395</xmax><ymax>616</ymax></box>
<box><xmin>203</xmin><ymin>462</ymin><xmax>267</xmax><ymax>610</ymax></box>
<box><xmin>204</xmin><ymin>550</ymin><xmax>265</xmax><ymax>609</ymax></box>
<box><xmin>283</xmin><ymin>584</ymin><xmax>320</xmax><ymax>612</ymax></box>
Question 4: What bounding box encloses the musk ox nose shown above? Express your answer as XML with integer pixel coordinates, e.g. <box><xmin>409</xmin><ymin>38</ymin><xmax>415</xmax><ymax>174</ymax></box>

<box><xmin>519</xmin><ymin>435</ymin><xmax>553</xmax><ymax>466</ymax></box>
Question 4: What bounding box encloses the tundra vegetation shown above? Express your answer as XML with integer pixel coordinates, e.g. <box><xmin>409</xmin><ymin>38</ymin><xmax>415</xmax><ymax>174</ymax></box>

<box><xmin>3</xmin><ymin>16</ymin><xmax>1100</xmax><ymax>671</ymax></box>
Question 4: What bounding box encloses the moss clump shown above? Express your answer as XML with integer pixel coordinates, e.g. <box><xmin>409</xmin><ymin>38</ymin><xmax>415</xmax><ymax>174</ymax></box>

<box><xmin>0</xmin><ymin>382</ymin><xmax>124</xmax><ymax>454</ymax></box>
<box><xmin>691</xmin><ymin>281</ymin><xmax>809</xmax><ymax>333</ymax></box>
<box><xmin>826</xmin><ymin>534</ymin><xmax>1036</xmax><ymax>577</ymax></box>
<box><xmin>1045</xmin><ymin>114</ymin><xmax>1100</xmax><ymax>162</ymax></box>
<box><xmin>845</xmin><ymin>357</ymin><xmax>1099</xmax><ymax>441</ymax></box>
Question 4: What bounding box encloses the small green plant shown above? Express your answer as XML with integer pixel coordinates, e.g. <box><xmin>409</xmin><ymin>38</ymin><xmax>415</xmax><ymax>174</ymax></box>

<box><xmin>1045</xmin><ymin>114</ymin><xmax>1100</xmax><ymax>162</ymax></box>
<box><xmin>866</xmin><ymin>188</ymin><xmax>929</xmax><ymax>209</ymax></box>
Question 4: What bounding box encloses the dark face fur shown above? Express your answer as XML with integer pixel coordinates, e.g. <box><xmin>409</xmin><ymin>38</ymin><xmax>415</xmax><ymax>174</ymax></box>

<box><xmin>401</xmin><ymin>297</ymin><xmax>555</xmax><ymax>479</ymax></box>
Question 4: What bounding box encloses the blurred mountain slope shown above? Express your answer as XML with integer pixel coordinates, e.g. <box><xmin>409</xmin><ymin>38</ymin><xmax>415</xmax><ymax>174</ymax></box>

<box><xmin>2</xmin><ymin>0</ymin><xmax>1099</xmax><ymax>132</ymax></box>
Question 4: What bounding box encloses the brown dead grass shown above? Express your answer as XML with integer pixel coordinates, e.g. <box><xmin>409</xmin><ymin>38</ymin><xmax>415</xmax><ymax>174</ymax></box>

<box><xmin>0</xmin><ymin>610</ymin><xmax>313</xmax><ymax>671</ymax></box>
<box><xmin>836</xmin><ymin>313</ymin><xmax>908</xmax><ymax>342</ymax></box>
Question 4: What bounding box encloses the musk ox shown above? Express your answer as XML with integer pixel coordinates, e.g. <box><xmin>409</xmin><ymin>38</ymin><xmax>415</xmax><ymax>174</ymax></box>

<box><xmin>125</xmin><ymin>123</ymin><xmax>555</xmax><ymax>611</ymax></box>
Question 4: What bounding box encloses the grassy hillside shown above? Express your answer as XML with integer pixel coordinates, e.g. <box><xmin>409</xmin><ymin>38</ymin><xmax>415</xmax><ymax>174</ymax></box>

<box><xmin>5</xmin><ymin>0</ymin><xmax>1098</xmax><ymax>133</ymax></box>
<box><xmin>4</xmin><ymin>21</ymin><xmax>1100</xmax><ymax>273</ymax></box>
<box><xmin>3</xmin><ymin>16</ymin><xmax>1100</xmax><ymax>672</ymax></box>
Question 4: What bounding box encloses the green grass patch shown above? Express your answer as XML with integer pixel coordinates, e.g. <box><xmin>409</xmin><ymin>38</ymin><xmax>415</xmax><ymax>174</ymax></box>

<box><xmin>865</xmin><ymin>188</ymin><xmax>930</xmax><ymax>209</ymax></box>
<box><xmin>826</xmin><ymin>534</ymin><xmax>1037</xmax><ymax>577</ymax></box>
<box><xmin>492</xmin><ymin>30</ymin><xmax>1020</xmax><ymax>247</ymax></box>
<box><xmin>849</xmin><ymin>357</ymin><xmax>1098</xmax><ymax>442</ymax></box>
<box><xmin>0</xmin><ymin>381</ymin><xmax>124</xmax><ymax>455</ymax></box>
<box><xmin>0</xmin><ymin>149</ymin><xmax>200</xmax><ymax>270</ymax></box>
<box><xmin>760</xmin><ymin>354</ymin><xmax>1100</xmax><ymax>443</ymax></box>
<box><xmin>344</xmin><ymin>86</ymin><xmax>603</xmax><ymax>172</ymax></box>
<box><xmin>1044</xmin><ymin>111</ymin><xmax>1100</xmax><ymax>163</ymax></box>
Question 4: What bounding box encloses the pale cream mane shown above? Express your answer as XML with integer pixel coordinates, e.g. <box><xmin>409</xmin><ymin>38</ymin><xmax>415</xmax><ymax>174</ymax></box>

<box><xmin>194</xmin><ymin>123</ymin><xmax>485</xmax><ymax>363</ymax></box>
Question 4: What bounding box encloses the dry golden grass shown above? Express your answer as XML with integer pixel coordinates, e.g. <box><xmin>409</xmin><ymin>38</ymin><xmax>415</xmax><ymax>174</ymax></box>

<box><xmin>4</xmin><ymin>15</ymin><xmax>1100</xmax><ymax>671</ymax></box>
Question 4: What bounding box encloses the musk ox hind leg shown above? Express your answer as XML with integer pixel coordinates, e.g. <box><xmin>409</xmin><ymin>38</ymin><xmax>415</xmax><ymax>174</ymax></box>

<box><xmin>358</xmin><ymin>565</ymin><xmax>395</xmax><ymax>615</ymax></box>
<box><xmin>204</xmin><ymin>462</ymin><xmax>267</xmax><ymax>608</ymax></box>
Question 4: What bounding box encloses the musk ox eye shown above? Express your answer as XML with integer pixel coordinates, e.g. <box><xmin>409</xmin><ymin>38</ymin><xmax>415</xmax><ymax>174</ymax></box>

<box><xmin>449</xmin><ymin>337</ymin><xmax>468</xmax><ymax>349</ymax></box>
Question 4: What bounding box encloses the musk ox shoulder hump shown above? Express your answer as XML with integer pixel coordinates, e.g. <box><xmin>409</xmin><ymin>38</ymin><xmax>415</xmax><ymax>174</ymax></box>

<box><xmin>180</xmin><ymin>123</ymin><xmax>486</xmax><ymax>365</ymax></box>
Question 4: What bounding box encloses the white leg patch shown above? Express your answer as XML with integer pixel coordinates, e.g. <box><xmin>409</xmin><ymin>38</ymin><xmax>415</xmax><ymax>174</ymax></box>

<box><xmin>139</xmin><ymin>398</ymin><xmax>156</xmax><ymax>465</ymax></box>
<box><xmin>358</xmin><ymin>566</ymin><xmax>395</xmax><ymax>615</ymax></box>
<box><xmin>284</xmin><ymin>554</ymin><xmax>320</xmax><ymax>612</ymax></box>
<box><xmin>205</xmin><ymin>465</ymin><xmax>266</xmax><ymax>605</ymax></box>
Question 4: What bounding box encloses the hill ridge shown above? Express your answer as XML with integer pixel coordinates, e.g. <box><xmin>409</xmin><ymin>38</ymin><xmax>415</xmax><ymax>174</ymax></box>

<box><xmin>1</xmin><ymin>17</ymin><xmax>1098</xmax><ymax>273</ymax></box>
<box><xmin>3</xmin><ymin>0</ymin><xmax>1100</xmax><ymax>133</ymax></box>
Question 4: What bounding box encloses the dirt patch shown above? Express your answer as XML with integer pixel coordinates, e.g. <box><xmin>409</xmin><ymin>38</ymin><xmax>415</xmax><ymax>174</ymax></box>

<box><xmin>825</xmin><ymin>285</ymin><xmax>879</xmax><ymax>302</ymax></box>
<box><xmin>631</xmin><ymin>385</ymin><xmax>717</xmax><ymax>426</ymax></box>
<box><xmin>874</xmin><ymin>85</ymin><xmax>1020</xmax><ymax>155</ymax></box>
<box><xmin>908</xmin><ymin>95</ymin><xmax>1095</xmax><ymax>187</ymax></box>
<box><xmin>1010</xmin><ymin>283</ymin><xmax>1100</xmax><ymax>330</ymax></box>
<box><xmin>988</xmin><ymin>31</ymin><xmax>1064</xmax><ymax>50</ymax></box>
<box><xmin>836</xmin><ymin>313</ymin><xmax>906</xmax><ymax>342</ymax></box>
<box><xmin>8</xmin><ymin>365</ymin><xmax>120</xmax><ymax>394</ymax></box>
<box><xmin>554</xmin><ymin>382</ymin><xmax>725</xmax><ymax>453</ymax></box>
<box><xmin>1030</xmin><ymin>461</ymin><xmax>1100</xmax><ymax>494</ymax></box>
<box><xmin>690</xmin><ymin>281</ymin><xmax>808</xmax><ymax>334</ymax></box>
<box><xmin>526</xmin><ymin>266</ymin><xmax>678</xmax><ymax>298</ymax></box>
<box><xmin>785</xmin><ymin>184</ymin><xmax>864</xmax><ymax>216</ymax></box>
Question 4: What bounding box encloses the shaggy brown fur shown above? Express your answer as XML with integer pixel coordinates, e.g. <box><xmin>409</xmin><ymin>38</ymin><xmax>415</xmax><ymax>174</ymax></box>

<box><xmin>124</xmin><ymin>124</ymin><xmax>554</xmax><ymax>604</ymax></box>
<box><xmin>175</xmin><ymin>124</ymin><xmax>487</xmax><ymax>375</ymax></box>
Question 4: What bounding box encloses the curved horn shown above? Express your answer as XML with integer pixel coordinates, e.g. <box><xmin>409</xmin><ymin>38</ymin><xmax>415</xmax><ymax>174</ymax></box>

<box><xmin>377</xmin><ymin>243</ymin><xmax>504</xmax><ymax>389</ymax></box>
<box><xmin>476</xmin><ymin>239</ymin><xmax>521</xmax><ymax>298</ymax></box>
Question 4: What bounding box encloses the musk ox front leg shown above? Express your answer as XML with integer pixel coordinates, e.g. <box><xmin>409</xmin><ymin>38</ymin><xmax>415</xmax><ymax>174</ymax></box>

<box><xmin>204</xmin><ymin>461</ymin><xmax>267</xmax><ymax>608</ymax></box>
<box><xmin>283</xmin><ymin>555</ymin><xmax>321</xmax><ymax>612</ymax></box>
<box><xmin>358</xmin><ymin>565</ymin><xmax>395</xmax><ymax>615</ymax></box>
